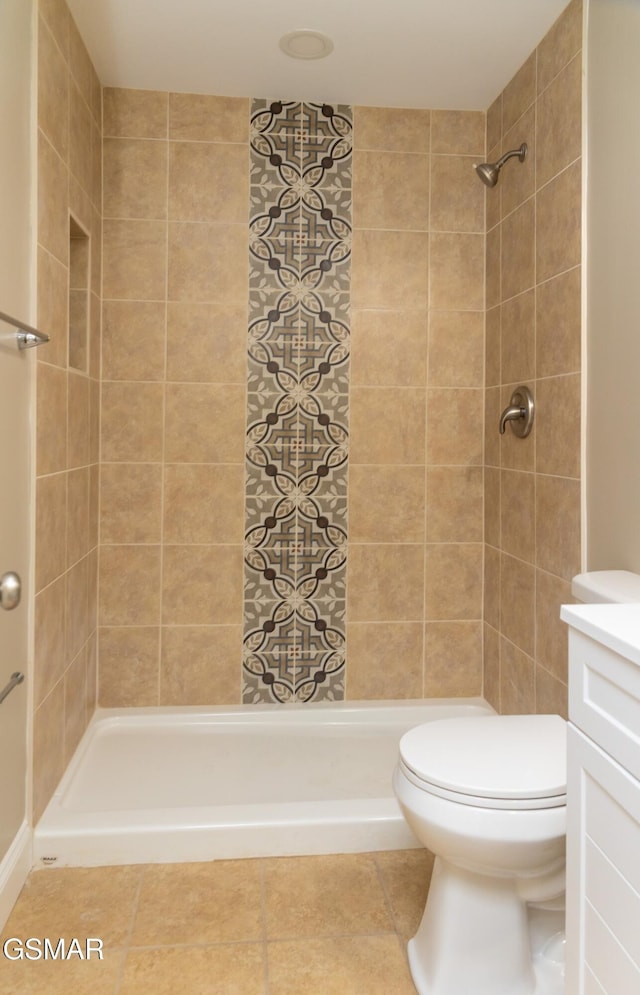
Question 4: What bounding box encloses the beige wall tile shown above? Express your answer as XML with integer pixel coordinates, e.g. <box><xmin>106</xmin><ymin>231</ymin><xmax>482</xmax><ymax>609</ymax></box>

<box><xmin>164</xmin><ymin>464</ymin><xmax>245</xmax><ymax>543</ymax></box>
<box><xmin>98</xmin><ymin>626</ymin><xmax>160</xmax><ymax>706</ymax></box>
<box><xmin>424</xmin><ymin>620</ymin><xmax>483</xmax><ymax>696</ymax></box>
<box><xmin>430</xmin><ymin>155</ymin><xmax>484</xmax><ymax>233</ymax></box>
<box><xmin>537</xmin><ymin>0</ymin><xmax>583</xmax><ymax>94</ymax></box>
<box><xmin>535</xmin><ymin>373</ymin><xmax>581</xmax><ymax>478</ymax></box>
<box><xmin>67</xmin><ymin>370</ymin><xmax>90</xmax><ymax>469</ymax></box>
<box><xmin>500</xmin><ymin>637</ymin><xmax>535</xmax><ymax>713</ymax></box>
<box><xmin>484</xmin><ymin>386</ymin><xmax>501</xmax><ymax>468</ymax></box>
<box><xmin>102</xmin><ymin>301</ymin><xmax>167</xmax><ymax>381</ymax></box>
<box><xmin>535</xmin><ymin>664</ymin><xmax>568</xmax><ymax>718</ymax></box>
<box><xmin>168</xmin><ymin>221</ymin><xmax>248</xmax><ymax>302</ymax></box>
<box><xmin>486</xmin><ymin>224</ymin><xmax>501</xmax><ymax>310</ymax></box>
<box><xmin>169</xmin><ymin>142</ymin><xmax>249</xmax><ymax>223</ymax></box>
<box><xmin>38</xmin><ymin>132</ymin><xmax>68</xmax><ymax>265</ymax></box>
<box><xmin>349</xmin><ymin>387</ymin><xmax>426</xmax><ymax>464</ymax></box>
<box><xmin>349</xmin><ymin>466</ymin><xmax>425</xmax><ymax>543</ymax></box>
<box><xmin>69</xmin><ymin>79</ymin><xmax>93</xmax><ymax>195</ymax></box>
<box><xmin>66</xmin><ymin>555</ymin><xmax>89</xmax><ymax>662</ymax></box>
<box><xmin>38</xmin><ymin>15</ymin><xmax>69</xmax><ymax>161</ymax></box>
<box><xmin>353</xmin><ymin>150</ymin><xmax>429</xmax><ymax>230</ymax></box>
<box><xmin>501</xmin><ymin>290</ymin><xmax>535</xmax><ymax>384</ymax></box>
<box><xmin>536</xmin><ymin>55</ymin><xmax>582</xmax><ymax>188</ymax></box>
<box><xmin>161</xmin><ymin>545</ymin><xmax>244</xmax><ymax>625</ymax></box>
<box><xmin>484</xmin><ymin>543</ymin><xmax>501</xmax><ymax>630</ymax></box>
<box><xmin>426</xmin><ymin>389</ymin><xmax>483</xmax><ymax>465</ymax></box>
<box><xmin>536</xmin><ymin>160</ymin><xmax>581</xmax><ymax>283</ymax></box>
<box><xmin>424</xmin><ymin>543</ymin><xmax>483</xmax><ymax>619</ymax></box>
<box><xmin>100</xmin><ymin>381</ymin><xmax>164</xmax><ymax>462</ymax></box>
<box><xmin>430</xmin><ymin>233</ymin><xmax>484</xmax><ymax>310</ymax></box>
<box><xmin>103</xmin><ymin>87</ymin><xmax>168</xmax><ymax>139</ymax></box>
<box><xmin>164</xmin><ymin>383</ymin><xmax>246</xmax><ymax>463</ymax></box>
<box><xmin>351</xmin><ymin>230</ymin><xmax>429</xmax><ymax>309</ymax></box>
<box><xmin>64</xmin><ymin>646</ymin><xmax>88</xmax><ymax>763</ymax></box>
<box><xmin>166</xmin><ymin>301</ymin><xmax>247</xmax><ymax>383</ymax></box>
<box><xmin>32</xmin><ymin>682</ymin><xmax>65</xmax><ymax>823</ymax></box>
<box><xmin>34</xmin><ymin>577</ymin><xmax>67</xmax><ymax>707</ymax></box>
<box><xmin>501</xmin><ymin>198</ymin><xmax>535</xmax><ymax>301</ymax></box>
<box><xmin>160</xmin><ymin>625</ymin><xmax>242</xmax><ymax>705</ymax></box>
<box><xmin>346</xmin><ymin>622</ymin><xmax>423</xmax><ymax>699</ymax></box>
<box><xmin>353</xmin><ymin>106</ymin><xmax>430</xmax><ymax>153</ymax></box>
<box><xmin>99</xmin><ymin>545</ymin><xmax>162</xmax><ymax>626</ymax></box>
<box><xmin>486</xmin><ymin>95</ymin><xmax>502</xmax><ymax>153</ymax></box>
<box><xmin>502</xmin><ymin>52</ymin><xmax>536</xmax><ymax>134</ymax></box>
<box><xmin>536</xmin><ymin>569</ymin><xmax>572</xmax><ymax>683</ymax></box>
<box><xmin>536</xmin><ymin>266</ymin><xmax>581</xmax><ymax>377</ymax></box>
<box><xmin>428</xmin><ymin>311</ymin><xmax>484</xmax><ymax>387</ymax></box>
<box><xmin>483</xmin><ymin>623</ymin><xmax>500</xmax><ymax>710</ymax></box>
<box><xmin>36</xmin><ymin>362</ymin><xmax>67</xmax><ymax>475</ymax></box>
<box><xmin>500</xmin><ymin>553</ymin><xmax>535</xmax><ymax>656</ymax></box>
<box><xmin>484</xmin><ymin>467</ymin><xmax>500</xmax><ymax>549</ymax></box>
<box><xmin>347</xmin><ymin>544</ymin><xmax>424</xmax><ymax>621</ymax></box>
<box><xmin>535</xmin><ymin>474</ymin><xmax>581</xmax><ymax>579</ymax></box>
<box><xmin>500</xmin><ymin>469</ymin><xmax>535</xmax><ymax>563</ymax></box>
<box><xmin>37</xmin><ymin>246</ymin><xmax>68</xmax><ymax>369</ymax></box>
<box><xmin>169</xmin><ymin>93</ymin><xmax>249</xmax><ymax>143</ymax></box>
<box><xmin>350</xmin><ymin>309</ymin><xmax>427</xmax><ymax>387</ymax></box>
<box><xmin>100</xmin><ymin>463</ymin><xmax>163</xmax><ymax>543</ymax></box>
<box><xmin>431</xmin><ymin>110</ymin><xmax>485</xmax><ymax>155</ymax></box>
<box><xmin>102</xmin><ymin>219</ymin><xmax>167</xmax><ymax>300</ymax></box>
<box><xmin>67</xmin><ymin>466</ymin><xmax>90</xmax><ymax>566</ymax></box>
<box><xmin>501</xmin><ymin>106</ymin><xmax>535</xmax><ymax>219</ymax></box>
<box><xmin>39</xmin><ymin>0</ymin><xmax>69</xmax><ymax>60</ymax></box>
<box><xmin>35</xmin><ymin>472</ymin><xmax>67</xmax><ymax>592</ymax></box>
<box><xmin>485</xmin><ymin>305</ymin><xmax>500</xmax><ymax>387</ymax></box>
<box><xmin>103</xmin><ymin>138</ymin><xmax>168</xmax><ymax>220</ymax></box>
<box><xmin>426</xmin><ymin>466</ymin><xmax>483</xmax><ymax>542</ymax></box>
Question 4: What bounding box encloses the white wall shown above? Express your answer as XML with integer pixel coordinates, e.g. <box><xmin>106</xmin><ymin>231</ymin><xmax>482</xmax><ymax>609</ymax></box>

<box><xmin>586</xmin><ymin>0</ymin><xmax>640</xmax><ymax>571</ymax></box>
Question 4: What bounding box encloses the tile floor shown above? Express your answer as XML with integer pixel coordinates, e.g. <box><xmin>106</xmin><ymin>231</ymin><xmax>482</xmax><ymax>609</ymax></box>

<box><xmin>0</xmin><ymin>849</ymin><xmax>433</xmax><ymax>994</ymax></box>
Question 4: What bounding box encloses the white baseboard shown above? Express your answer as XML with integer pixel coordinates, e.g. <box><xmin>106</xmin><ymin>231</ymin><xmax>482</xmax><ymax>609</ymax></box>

<box><xmin>0</xmin><ymin>821</ymin><xmax>32</xmax><ymax>930</ymax></box>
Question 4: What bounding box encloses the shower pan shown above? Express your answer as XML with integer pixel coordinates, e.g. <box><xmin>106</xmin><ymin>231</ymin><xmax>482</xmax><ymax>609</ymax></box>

<box><xmin>34</xmin><ymin>698</ymin><xmax>493</xmax><ymax>868</ymax></box>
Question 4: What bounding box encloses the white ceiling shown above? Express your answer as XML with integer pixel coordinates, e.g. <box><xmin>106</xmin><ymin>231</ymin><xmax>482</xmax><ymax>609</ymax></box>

<box><xmin>66</xmin><ymin>0</ymin><xmax>572</xmax><ymax>111</ymax></box>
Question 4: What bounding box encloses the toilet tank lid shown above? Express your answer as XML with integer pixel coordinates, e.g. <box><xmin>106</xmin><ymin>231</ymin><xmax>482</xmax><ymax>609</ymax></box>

<box><xmin>572</xmin><ymin>570</ymin><xmax>640</xmax><ymax>603</ymax></box>
<box><xmin>399</xmin><ymin>715</ymin><xmax>566</xmax><ymax>802</ymax></box>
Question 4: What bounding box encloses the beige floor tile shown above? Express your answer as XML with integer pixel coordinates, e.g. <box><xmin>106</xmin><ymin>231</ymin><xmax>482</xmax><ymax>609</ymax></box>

<box><xmin>263</xmin><ymin>853</ymin><xmax>393</xmax><ymax>939</ymax></box>
<box><xmin>0</xmin><ymin>948</ymin><xmax>125</xmax><ymax>995</ymax></box>
<box><xmin>267</xmin><ymin>935</ymin><xmax>416</xmax><ymax>995</ymax></box>
<box><xmin>374</xmin><ymin>849</ymin><xmax>434</xmax><ymax>940</ymax></box>
<box><xmin>2</xmin><ymin>866</ymin><xmax>143</xmax><ymax>948</ymax></box>
<box><xmin>119</xmin><ymin>943</ymin><xmax>265</xmax><ymax>995</ymax></box>
<box><xmin>130</xmin><ymin>861</ymin><xmax>263</xmax><ymax>947</ymax></box>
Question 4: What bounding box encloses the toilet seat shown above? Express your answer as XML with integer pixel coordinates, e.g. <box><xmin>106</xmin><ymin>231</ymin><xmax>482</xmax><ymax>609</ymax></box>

<box><xmin>399</xmin><ymin>714</ymin><xmax>567</xmax><ymax>811</ymax></box>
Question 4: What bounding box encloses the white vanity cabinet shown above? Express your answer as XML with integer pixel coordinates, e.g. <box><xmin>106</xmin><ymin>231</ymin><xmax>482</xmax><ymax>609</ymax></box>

<box><xmin>562</xmin><ymin>604</ymin><xmax>640</xmax><ymax>994</ymax></box>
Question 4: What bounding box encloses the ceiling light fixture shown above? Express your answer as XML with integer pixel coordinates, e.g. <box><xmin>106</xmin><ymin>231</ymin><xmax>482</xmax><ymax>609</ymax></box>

<box><xmin>279</xmin><ymin>30</ymin><xmax>334</xmax><ymax>60</ymax></box>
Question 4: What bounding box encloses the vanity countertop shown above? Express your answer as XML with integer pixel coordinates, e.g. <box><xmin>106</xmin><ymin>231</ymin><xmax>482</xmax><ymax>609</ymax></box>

<box><xmin>561</xmin><ymin>602</ymin><xmax>640</xmax><ymax>668</ymax></box>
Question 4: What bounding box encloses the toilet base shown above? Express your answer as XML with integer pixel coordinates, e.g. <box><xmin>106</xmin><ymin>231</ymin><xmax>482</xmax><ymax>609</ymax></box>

<box><xmin>408</xmin><ymin>857</ymin><xmax>565</xmax><ymax>995</ymax></box>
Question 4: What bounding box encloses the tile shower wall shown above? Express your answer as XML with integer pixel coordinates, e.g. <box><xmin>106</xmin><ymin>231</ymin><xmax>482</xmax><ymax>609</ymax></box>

<box><xmin>99</xmin><ymin>92</ymin><xmax>487</xmax><ymax>706</ymax></box>
<box><xmin>34</xmin><ymin>0</ymin><xmax>102</xmax><ymax>820</ymax></box>
<box><xmin>483</xmin><ymin>0</ymin><xmax>583</xmax><ymax>716</ymax></box>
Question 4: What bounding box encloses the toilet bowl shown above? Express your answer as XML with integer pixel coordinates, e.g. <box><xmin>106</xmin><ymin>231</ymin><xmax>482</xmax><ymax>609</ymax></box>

<box><xmin>393</xmin><ymin>714</ymin><xmax>567</xmax><ymax>995</ymax></box>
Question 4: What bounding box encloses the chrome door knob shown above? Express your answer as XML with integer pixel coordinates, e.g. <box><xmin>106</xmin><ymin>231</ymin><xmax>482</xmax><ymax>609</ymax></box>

<box><xmin>0</xmin><ymin>571</ymin><xmax>21</xmax><ymax>611</ymax></box>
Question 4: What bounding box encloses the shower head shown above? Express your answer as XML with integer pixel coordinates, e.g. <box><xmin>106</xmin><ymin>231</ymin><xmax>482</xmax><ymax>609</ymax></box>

<box><xmin>474</xmin><ymin>143</ymin><xmax>528</xmax><ymax>187</ymax></box>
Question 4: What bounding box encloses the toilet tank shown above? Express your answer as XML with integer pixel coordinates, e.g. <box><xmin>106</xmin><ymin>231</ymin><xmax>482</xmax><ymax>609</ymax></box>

<box><xmin>572</xmin><ymin>570</ymin><xmax>640</xmax><ymax>603</ymax></box>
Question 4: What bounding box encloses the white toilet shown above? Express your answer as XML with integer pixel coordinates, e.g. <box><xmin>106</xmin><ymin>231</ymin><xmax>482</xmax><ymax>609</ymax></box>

<box><xmin>393</xmin><ymin>570</ymin><xmax>640</xmax><ymax>995</ymax></box>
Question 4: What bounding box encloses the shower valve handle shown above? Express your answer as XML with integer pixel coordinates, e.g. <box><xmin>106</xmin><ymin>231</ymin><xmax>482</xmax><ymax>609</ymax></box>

<box><xmin>499</xmin><ymin>386</ymin><xmax>535</xmax><ymax>438</ymax></box>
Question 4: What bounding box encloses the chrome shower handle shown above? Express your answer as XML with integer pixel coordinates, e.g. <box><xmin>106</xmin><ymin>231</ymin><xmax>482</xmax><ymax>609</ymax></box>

<box><xmin>499</xmin><ymin>386</ymin><xmax>535</xmax><ymax>438</ymax></box>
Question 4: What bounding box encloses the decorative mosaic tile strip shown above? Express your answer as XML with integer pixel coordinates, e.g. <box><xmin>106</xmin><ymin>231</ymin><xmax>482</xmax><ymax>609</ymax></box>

<box><xmin>243</xmin><ymin>100</ymin><xmax>352</xmax><ymax>704</ymax></box>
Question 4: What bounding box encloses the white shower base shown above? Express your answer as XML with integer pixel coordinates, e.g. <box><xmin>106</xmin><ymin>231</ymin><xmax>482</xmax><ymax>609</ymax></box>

<box><xmin>34</xmin><ymin>698</ymin><xmax>493</xmax><ymax>868</ymax></box>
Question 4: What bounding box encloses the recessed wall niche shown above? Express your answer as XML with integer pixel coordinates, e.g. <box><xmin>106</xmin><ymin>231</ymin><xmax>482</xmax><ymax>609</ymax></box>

<box><xmin>68</xmin><ymin>215</ymin><xmax>90</xmax><ymax>372</ymax></box>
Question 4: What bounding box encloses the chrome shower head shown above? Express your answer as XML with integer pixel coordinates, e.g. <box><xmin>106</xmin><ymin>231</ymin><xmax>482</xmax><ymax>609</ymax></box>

<box><xmin>474</xmin><ymin>142</ymin><xmax>527</xmax><ymax>187</ymax></box>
